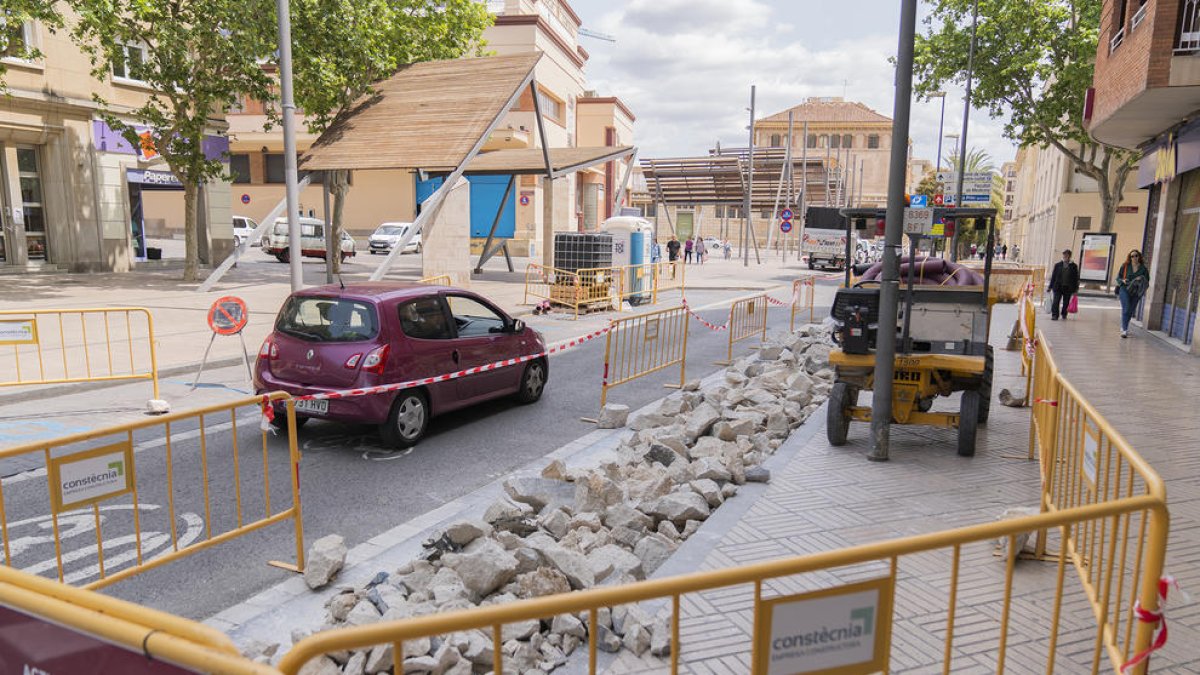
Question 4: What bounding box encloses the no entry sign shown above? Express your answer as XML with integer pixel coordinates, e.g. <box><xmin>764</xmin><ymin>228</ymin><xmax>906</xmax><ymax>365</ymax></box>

<box><xmin>207</xmin><ymin>296</ymin><xmax>249</xmax><ymax>335</ymax></box>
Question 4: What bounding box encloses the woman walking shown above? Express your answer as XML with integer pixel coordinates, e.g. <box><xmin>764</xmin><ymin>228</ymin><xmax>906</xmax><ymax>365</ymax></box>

<box><xmin>683</xmin><ymin>237</ymin><xmax>694</xmax><ymax>264</ymax></box>
<box><xmin>1115</xmin><ymin>249</ymin><xmax>1150</xmax><ymax>338</ymax></box>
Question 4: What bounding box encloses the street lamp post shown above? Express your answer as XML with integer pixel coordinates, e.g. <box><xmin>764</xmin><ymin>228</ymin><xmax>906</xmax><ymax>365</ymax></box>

<box><xmin>868</xmin><ymin>0</ymin><xmax>919</xmax><ymax>462</ymax></box>
<box><xmin>932</xmin><ymin>92</ymin><xmax>947</xmax><ymax>171</ymax></box>
<box><xmin>276</xmin><ymin>0</ymin><xmax>303</xmax><ymax>292</ymax></box>
<box><xmin>950</xmin><ymin>0</ymin><xmax>980</xmax><ymax>261</ymax></box>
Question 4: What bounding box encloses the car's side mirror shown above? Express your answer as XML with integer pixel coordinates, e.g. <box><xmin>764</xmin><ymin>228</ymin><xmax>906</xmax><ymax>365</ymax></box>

<box><xmin>510</xmin><ymin>319</ymin><xmax>525</xmax><ymax>333</ymax></box>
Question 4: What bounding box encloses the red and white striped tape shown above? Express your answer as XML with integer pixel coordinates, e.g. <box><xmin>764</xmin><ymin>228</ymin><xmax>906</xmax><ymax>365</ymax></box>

<box><xmin>1120</xmin><ymin>576</ymin><xmax>1180</xmax><ymax>673</ymax></box>
<box><xmin>681</xmin><ymin>299</ymin><xmax>729</xmax><ymax>332</ymax></box>
<box><xmin>285</xmin><ymin>324</ymin><xmax>613</xmax><ymax>403</ymax></box>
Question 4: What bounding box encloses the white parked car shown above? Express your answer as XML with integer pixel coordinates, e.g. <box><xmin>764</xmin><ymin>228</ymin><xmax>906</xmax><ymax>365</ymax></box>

<box><xmin>232</xmin><ymin>216</ymin><xmax>259</xmax><ymax>247</ymax></box>
<box><xmin>368</xmin><ymin>222</ymin><xmax>422</xmax><ymax>255</ymax></box>
<box><xmin>703</xmin><ymin>236</ymin><xmax>722</xmax><ymax>251</ymax></box>
<box><xmin>261</xmin><ymin>217</ymin><xmax>356</xmax><ymax>263</ymax></box>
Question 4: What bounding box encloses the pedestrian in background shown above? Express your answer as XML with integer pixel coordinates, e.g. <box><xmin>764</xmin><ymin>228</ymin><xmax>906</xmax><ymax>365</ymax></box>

<box><xmin>723</xmin><ymin>239</ymin><xmax>732</xmax><ymax>260</ymax></box>
<box><xmin>695</xmin><ymin>235</ymin><xmax>707</xmax><ymax>264</ymax></box>
<box><xmin>651</xmin><ymin>238</ymin><xmax>662</xmax><ymax>264</ymax></box>
<box><xmin>1001</xmin><ymin>244</ymin><xmax>1008</xmax><ymax>260</ymax></box>
<box><xmin>1115</xmin><ymin>249</ymin><xmax>1150</xmax><ymax>338</ymax></box>
<box><xmin>684</xmin><ymin>237</ymin><xmax>694</xmax><ymax>264</ymax></box>
<box><xmin>666</xmin><ymin>236</ymin><xmax>680</xmax><ymax>262</ymax></box>
<box><xmin>1048</xmin><ymin>249</ymin><xmax>1080</xmax><ymax>321</ymax></box>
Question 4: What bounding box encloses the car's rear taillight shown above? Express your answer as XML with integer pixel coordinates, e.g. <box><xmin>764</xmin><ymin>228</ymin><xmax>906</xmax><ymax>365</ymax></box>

<box><xmin>258</xmin><ymin>339</ymin><xmax>278</xmax><ymax>360</ymax></box>
<box><xmin>361</xmin><ymin>345</ymin><xmax>389</xmax><ymax>375</ymax></box>
<box><xmin>344</xmin><ymin>353</ymin><xmax>362</xmax><ymax>369</ymax></box>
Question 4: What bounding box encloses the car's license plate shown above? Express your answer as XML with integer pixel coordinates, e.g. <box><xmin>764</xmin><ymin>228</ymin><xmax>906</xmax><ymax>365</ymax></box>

<box><xmin>294</xmin><ymin>399</ymin><xmax>328</xmax><ymax>415</ymax></box>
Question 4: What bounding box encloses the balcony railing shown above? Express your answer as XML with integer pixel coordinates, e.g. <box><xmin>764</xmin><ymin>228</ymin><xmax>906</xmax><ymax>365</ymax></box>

<box><xmin>1131</xmin><ymin>3</ymin><xmax>1148</xmax><ymax>31</ymax></box>
<box><xmin>1179</xmin><ymin>0</ymin><xmax>1200</xmax><ymax>53</ymax></box>
<box><xmin>1110</xmin><ymin>26</ymin><xmax>1125</xmax><ymax>52</ymax></box>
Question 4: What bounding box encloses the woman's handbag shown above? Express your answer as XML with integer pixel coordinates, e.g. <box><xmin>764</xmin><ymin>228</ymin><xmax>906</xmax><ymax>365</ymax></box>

<box><xmin>1068</xmin><ymin>295</ymin><xmax>1079</xmax><ymax>314</ymax></box>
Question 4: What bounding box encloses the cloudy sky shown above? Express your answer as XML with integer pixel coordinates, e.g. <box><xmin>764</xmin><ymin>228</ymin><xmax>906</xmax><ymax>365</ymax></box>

<box><xmin>571</xmin><ymin>0</ymin><xmax>1017</xmax><ymax>168</ymax></box>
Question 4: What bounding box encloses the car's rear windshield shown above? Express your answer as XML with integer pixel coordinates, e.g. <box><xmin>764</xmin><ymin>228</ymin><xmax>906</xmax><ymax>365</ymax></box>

<box><xmin>378</xmin><ymin>225</ymin><xmax>407</xmax><ymax>235</ymax></box>
<box><xmin>276</xmin><ymin>297</ymin><xmax>378</xmax><ymax>342</ymax></box>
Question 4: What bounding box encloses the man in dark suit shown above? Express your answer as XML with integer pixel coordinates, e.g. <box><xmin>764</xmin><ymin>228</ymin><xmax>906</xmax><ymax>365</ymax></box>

<box><xmin>1048</xmin><ymin>249</ymin><xmax>1080</xmax><ymax>320</ymax></box>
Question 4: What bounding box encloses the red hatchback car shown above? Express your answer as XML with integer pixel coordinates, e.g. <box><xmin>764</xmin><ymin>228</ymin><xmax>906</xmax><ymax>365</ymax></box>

<box><xmin>254</xmin><ymin>283</ymin><xmax>548</xmax><ymax>447</ymax></box>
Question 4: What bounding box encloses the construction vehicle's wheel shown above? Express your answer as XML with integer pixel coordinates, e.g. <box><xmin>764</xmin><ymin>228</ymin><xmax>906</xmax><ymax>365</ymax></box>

<box><xmin>978</xmin><ymin>345</ymin><xmax>994</xmax><ymax>424</ymax></box>
<box><xmin>827</xmin><ymin>382</ymin><xmax>856</xmax><ymax>446</ymax></box>
<box><xmin>958</xmin><ymin>390</ymin><xmax>980</xmax><ymax>457</ymax></box>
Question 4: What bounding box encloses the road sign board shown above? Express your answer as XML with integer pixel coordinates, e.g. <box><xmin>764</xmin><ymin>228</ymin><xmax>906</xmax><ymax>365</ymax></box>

<box><xmin>903</xmin><ymin>208</ymin><xmax>934</xmax><ymax>235</ymax></box>
<box><xmin>933</xmin><ymin>194</ymin><xmax>944</xmax><ymax>206</ymax></box>
<box><xmin>909</xmin><ymin>194</ymin><xmax>928</xmax><ymax>208</ymax></box>
<box><xmin>240</xmin><ymin>193</ymin><xmax>250</xmax><ymax>205</ymax></box>
<box><xmin>207</xmin><ymin>296</ymin><xmax>249</xmax><ymax>335</ymax></box>
<box><xmin>519</xmin><ymin>195</ymin><xmax>530</xmax><ymax>206</ymax></box>
<box><xmin>780</xmin><ymin>208</ymin><xmax>794</xmax><ymax>221</ymax></box>
<box><xmin>961</xmin><ymin>194</ymin><xmax>992</xmax><ymax>203</ymax></box>
<box><xmin>780</xmin><ymin>221</ymin><xmax>793</xmax><ymax>233</ymax></box>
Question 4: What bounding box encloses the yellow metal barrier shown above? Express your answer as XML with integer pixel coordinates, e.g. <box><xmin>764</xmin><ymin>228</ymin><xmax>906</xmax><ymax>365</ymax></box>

<box><xmin>0</xmin><ymin>563</ymin><xmax>274</xmax><ymax>673</ymax></box>
<box><xmin>719</xmin><ymin>294</ymin><xmax>768</xmax><ymax>364</ymax></box>
<box><xmin>0</xmin><ymin>392</ymin><xmax>303</xmax><ymax>589</ymax></box>
<box><xmin>276</xmin><ymin>499</ymin><xmax>1167</xmax><ymax>674</ymax></box>
<box><xmin>598</xmin><ymin>305</ymin><xmax>689</xmax><ymax>408</ymax></box>
<box><xmin>524</xmin><ymin>262</ymin><xmax>686</xmax><ymax>319</ymax></box>
<box><xmin>0</xmin><ymin>307</ymin><xmax>160</xmax><ymax>398</ymax></box>
<box><xmin>1018</xmin><ymin>288</ymin><xmax>1038</xmax><ymax>411</ymax></box>
<box><xmin>789</xmin><ymin>278</ymin><xmax>816</xmax><ymax>331</ymax></box>
<box><xmin>417</xmin><ymin>274</ymin><xmax>452</xmax><ymax>286</ymax></box>
<box><xmin>1026</xmin><ymin>329</ymin><xmax>1168</xmax><ymax>673</ymax></box>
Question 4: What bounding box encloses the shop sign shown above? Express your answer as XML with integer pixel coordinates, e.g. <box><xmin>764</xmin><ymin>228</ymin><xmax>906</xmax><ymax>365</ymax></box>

<box><xmin>126</xmin><ymin>169</ymin><xmax>183</xmax><ymax>188</ymax></box>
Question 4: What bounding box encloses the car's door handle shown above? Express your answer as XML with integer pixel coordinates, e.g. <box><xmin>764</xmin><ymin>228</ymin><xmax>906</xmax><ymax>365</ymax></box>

<box><xmin>451</xmin><ymin>349</ymin><xmax>460</xmax><ymax>364</ymax></box>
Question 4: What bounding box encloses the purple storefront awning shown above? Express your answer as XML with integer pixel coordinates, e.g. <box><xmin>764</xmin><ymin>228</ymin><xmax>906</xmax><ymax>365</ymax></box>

<box><xmin>91</xmin><ymin>120</ymin><xmax>229</xmax><ymax>162</ymax></box>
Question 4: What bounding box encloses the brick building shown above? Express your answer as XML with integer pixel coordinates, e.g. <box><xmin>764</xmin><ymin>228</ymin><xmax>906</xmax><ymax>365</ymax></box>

<box><xmin>1090</xmin><ymin>0</ymin><xmax>1200</xmax><ymax>352</ymax></box>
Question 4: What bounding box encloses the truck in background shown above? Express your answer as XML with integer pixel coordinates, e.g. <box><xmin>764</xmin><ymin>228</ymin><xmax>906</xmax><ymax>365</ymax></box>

<box><xmin>802</xmin><ymin>228</ymin><xmax>851</xmax><ymax>270</ymax></box>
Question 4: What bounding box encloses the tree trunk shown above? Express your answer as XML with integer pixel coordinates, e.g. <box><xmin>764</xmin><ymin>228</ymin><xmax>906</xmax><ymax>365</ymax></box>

<box><xmin>182</xmin><ymin>180</ymin><xmax>198</xmax><ymax>282</ymax></box>
<box><xmin>330</xmin><ymin>169</ymin><xmax>350</xmax><ymax>274</ymax></box>
<box><xmin>1098</xmin><ymin>191</ymin><xmax>1118</xmax><ymax>234</ymax></box>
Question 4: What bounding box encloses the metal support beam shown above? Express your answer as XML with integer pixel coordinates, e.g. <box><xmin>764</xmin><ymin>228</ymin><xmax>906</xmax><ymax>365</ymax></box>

<box><xmin>323</xmin><ymin>173</ymin><xmax>333</xmax><ymax>284</ymax></box>
<box><xmin>530</xmin><ymin>80</ymin><xmax>555</xmax><ymax>181</ymax></box>
<box><xmin>198</xmin><ymin>174</ymin><xmax>313</xmax><ymax>292</ymax></box>
<box><xmin>475</xmin><ymin>174</ymin><xmax>516</xmax><ymax>274</ymax></box>
<box><xmin>868</xmin><ymin>0</ymin><xmax>918</xmax><ymax>462</ymax></box>
<box><xmin>612</xmin><ymin>149</ymin><xmax>638</xmax><ymax>215</ymax></box>
<box><xmin>743</xmin><ymin>85</ymin><xmax>755</xmax><ymax>267</ymax></box>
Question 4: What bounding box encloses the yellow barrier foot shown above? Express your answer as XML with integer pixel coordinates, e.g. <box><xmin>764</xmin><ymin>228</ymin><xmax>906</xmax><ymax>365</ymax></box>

<box><xmin>267</xmin><ymin>561</ymin><xmax>303</xmax><ymax>573</ymax></box>
<box><xmin>663</xmin><ymin>384</ymin><xmax>682</xmax><ymax>390</ymax></box>
<box><xmin>579</xmin><ymin>417</ymin><xmax>598</xmax><ymax>424</ymax></box>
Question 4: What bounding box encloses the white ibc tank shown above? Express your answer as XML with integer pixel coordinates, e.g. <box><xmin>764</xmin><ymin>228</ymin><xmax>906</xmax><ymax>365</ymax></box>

<box><xmin>601</xmin><ymin>216</ymin><xmax>656</xmax><ymax>304</ymax></box>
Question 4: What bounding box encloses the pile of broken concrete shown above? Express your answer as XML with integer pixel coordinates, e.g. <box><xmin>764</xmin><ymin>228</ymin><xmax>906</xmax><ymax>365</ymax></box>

<box><xmin>288</xmin><ymin>325</ymin><xmax>835</xmax><ymax>675</ymax></box>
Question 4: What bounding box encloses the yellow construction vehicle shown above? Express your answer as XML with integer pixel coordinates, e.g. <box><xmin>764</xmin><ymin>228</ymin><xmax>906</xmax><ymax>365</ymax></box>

<box><xmin>825</xmin><ymin>207</ymin><xmax>998</xmax><ymax>457</ymax></box>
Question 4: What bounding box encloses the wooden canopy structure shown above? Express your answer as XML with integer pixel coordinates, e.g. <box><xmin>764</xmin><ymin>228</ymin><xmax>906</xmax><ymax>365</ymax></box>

<box><xmin>202</xmin><ymin>52</ymin><xmax>637</xmax><ymax>289</ymax></box>
<box><xmin>640</xmin><ymin>149</ymin><xmax>833</xmax><ymax>209</ymax></box>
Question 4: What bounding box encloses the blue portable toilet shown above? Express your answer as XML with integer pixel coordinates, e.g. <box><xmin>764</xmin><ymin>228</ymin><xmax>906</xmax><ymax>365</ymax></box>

<box><xmin>601</xmin><ymin>216</ymin><xmax>655</xmax><ymax>305</ymax></box>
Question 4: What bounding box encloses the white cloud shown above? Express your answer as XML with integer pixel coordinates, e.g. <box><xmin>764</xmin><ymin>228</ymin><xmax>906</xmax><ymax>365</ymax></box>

<box><xmin>573</xmin><ymin>0</ymin><xmax>1016</xmax><ymax>169</ymax></box>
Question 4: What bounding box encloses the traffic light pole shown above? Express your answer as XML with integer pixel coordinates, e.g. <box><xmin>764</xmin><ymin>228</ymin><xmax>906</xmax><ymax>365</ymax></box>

<box><xmin>868</xmin><ymin>0</ymin><xmax>918</xmax><ymax>462</ymax></box>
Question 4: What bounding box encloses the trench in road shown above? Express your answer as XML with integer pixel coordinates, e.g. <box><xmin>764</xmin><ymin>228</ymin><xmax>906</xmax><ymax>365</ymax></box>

<box><xmin>0</xmin><ymin>302</ymin><xmax>805</xmax><ymax>619</ymax></box>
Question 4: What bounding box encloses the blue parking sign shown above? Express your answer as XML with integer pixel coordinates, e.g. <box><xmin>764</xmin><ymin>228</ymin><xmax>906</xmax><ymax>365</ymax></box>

<box><xmin>909</xmin><ymin>194</ymin><xmax>928</xmax><ymax>208</ymax></box>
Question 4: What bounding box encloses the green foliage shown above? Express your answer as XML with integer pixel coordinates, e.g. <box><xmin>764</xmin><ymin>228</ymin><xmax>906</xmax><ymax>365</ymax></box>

<box><xmin>943</xmin><ymin>147</ymin><xmax>995</xmax><ymax>173</ymax></box>
<box><xmin>65</xmin><ymin>0</ymin><xmax>277</xmax><ymax>279</ymax></box>
<box><xmin>291</xmin><ymin>0</ymin><xmax>492</xmax><ymax>134</ymax></box>
<box><xmin>914</xmin><ymin>0</ymin><xmax>1137</xmax><ymax>232</ymax></box>
<box><xmin>67</xmin><ymin>0</ymin><xmax>276</xmax><ymax>187</ymax></box>
<box><xmin>1</xmin><ymin>1</ymin><xmax>62</xmax><ymax>85</ymax></box>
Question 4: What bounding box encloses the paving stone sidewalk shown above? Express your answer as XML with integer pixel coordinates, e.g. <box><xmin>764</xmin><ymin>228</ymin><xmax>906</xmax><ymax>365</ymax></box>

<box><xmin>604</xmin><ymin>301</ymin><xmax>1197</xmax><ymax>674</ymax></box>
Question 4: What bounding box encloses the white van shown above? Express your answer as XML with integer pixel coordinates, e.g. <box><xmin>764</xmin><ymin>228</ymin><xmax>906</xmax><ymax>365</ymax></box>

<box><xmin>261</xmin><ymin>216</ymin><xmax>357</xmax><ymax>263</ymax></box>
<box><xmin>232</xmin><ymin>216</ymin><xmax>259</xmax><ymax>247</ymax></box>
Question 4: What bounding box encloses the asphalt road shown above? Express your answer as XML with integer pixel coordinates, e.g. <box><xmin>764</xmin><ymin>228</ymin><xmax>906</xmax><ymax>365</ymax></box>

<box><xmin>0</xmin><ymin>301</ymin><xmax>803</xmax><ymax>619</ymax></box>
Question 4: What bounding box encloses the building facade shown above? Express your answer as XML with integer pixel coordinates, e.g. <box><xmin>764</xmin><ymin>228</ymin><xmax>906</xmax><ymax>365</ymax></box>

<box><xmin>1009</xmin><ymin>142</ymin><xmax>1147</xmax><ymax>278</ymax></box>
<box><xmin>0</xmin><ymin>13</ymin><xmax>232</xmax><ymax>273</ymax></box>
<box><xmin>754</xmin><ymin>97</ymin><xmax>897</xmax><ymax>207</ymax></box>
<box><xmin>225</xmin><ymin>0</ymin><xmax>634</xmax><ymax>261</ymax></box>
<box><xmin>1089</xmin><ymin>0</ymin><xmax>1200</xmax><ymax>351</ymax></box>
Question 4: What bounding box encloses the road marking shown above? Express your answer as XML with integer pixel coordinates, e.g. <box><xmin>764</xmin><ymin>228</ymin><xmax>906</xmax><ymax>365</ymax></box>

<box><xmin>6</xmin><ymin>503</ymin><xmax>203</xmax><ymax>585</ymax></box>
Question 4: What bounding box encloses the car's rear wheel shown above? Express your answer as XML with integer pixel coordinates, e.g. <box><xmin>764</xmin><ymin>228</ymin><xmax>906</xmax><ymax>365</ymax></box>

<box><xmin>341</xmin><ymin>252</ymin><xmax>351</xmax><ymax>263</ymax></box>
<box><xmin>380</xmin><ymin>390</ymin><xmax>429</xmax><ymax>448</ymax></box>
<box><xmin>516</xmin><ymin>359</ymin><xmax>547</xmax><ymax>404</ymax></box>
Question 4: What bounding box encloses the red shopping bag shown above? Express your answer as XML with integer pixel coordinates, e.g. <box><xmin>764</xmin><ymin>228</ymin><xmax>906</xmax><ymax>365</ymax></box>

<box><xmin>1068</xmin><ymin>295</ymin><xmax>1079</xmax><ymax>314</ymax></box>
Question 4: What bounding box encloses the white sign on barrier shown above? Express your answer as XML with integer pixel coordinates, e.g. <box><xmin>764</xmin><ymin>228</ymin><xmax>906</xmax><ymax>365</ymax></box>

<box><xmin>48</xmin><ymin>442</ymin><xmax>134</xmax><ymax>512</ymax></box>
<box><xmin>754</xmin><ymin>576</ymin><xmax>894</xmax><ymax>675</ymax></box>
<box><xmin>903</xmin><ymin>208</ymin><xmax>934</xmax><ymax>235</ymax></box>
